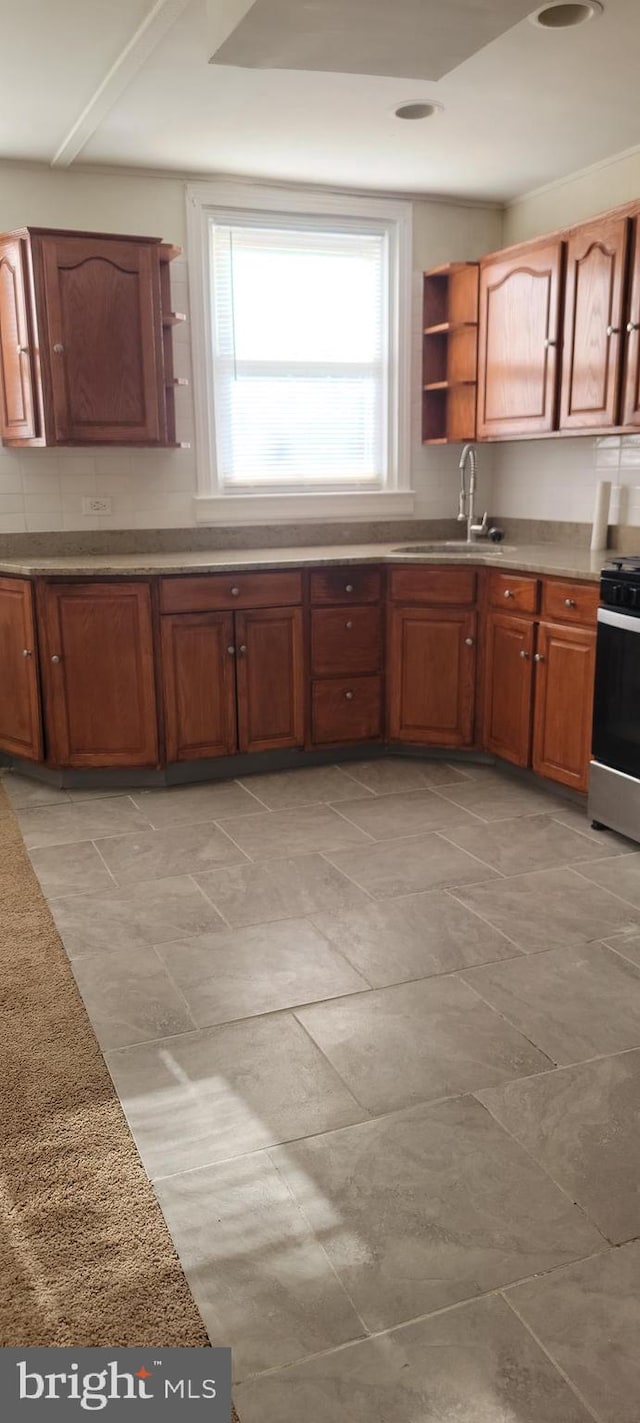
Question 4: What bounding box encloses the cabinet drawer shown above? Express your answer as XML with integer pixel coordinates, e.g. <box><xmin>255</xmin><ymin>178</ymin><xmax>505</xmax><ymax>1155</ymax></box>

<box><xmin>309</xmin><ymin>566</ymin><xmax>382</xmax><ymax>605</ymax></box>
<box><xmin>388</xmin><ymin>566</ymin><xmax>476</xmax><ymax>605</ymax></box>
<box><xmin>159</xmin><ymin>570</ymin><xmax>302</xmax><ymax>614</ymax></box>
<box><xmin>311</xmin><ymin>676</ymin><xmax>383</xmax><ymax>745</ymax></box>
<box><xmin>488</xmin><ymin>571</ymin><xmax>539</xmax><ymax>614</ymax></box>
<box><xmin>311</xmin><ymin>606</ymin><xmax>382</xmax><ymax>677</ymax></box>
<box><xmin>541</xmin><ymin>578</ymin><xmax>599</xmax><ymax>626</ymax></box>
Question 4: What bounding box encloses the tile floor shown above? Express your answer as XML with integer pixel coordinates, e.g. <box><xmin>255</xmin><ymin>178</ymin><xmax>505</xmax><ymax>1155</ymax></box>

<box><xmin>5</xmin><ymin>757</ymin><xmax>640</xmax><ymax>1422</ymax></box>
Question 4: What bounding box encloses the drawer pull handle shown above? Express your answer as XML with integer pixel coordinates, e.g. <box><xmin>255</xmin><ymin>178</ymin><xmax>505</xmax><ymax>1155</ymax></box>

<box><xmin>345</xmin><ymin>690</ymin><xmax>354</xmax><ymax>700</ymax></box>
<box><xmin>564</xmin><ymin>597</ymin><xmax>576</xmax><ymax>608</ymax></box>
<box><xmin>227</xmin><ymin>645</ymin><xmax>235</xmax><ymax>656</ymax></box>
<box><xmin>628</xmin><ymin>321</ymin><xmax>640</xmax><ymax>334</ymax></box>
<box><xmin>464</xmin><ymin>636</ymin><xmax>474</xmax><ymax>646</ymax></box>
<box><xmin>231</xmin><ymin>586</ymin><xmax>240</xmax><ymax>597</ymax></box>
<box><xmin>345</xmin><ymin>620</ymin><xmax>353</xmax><ymax>629</ymax></box>
<box><xmin>22</xmin><ymin>648</ymin><xmax>32</xmax><ymax>657</ymax></box>
<box><xmin>51</xmin><ymin>654</ymin><xmax>61</xmax><ymax>664</ymax></box>
<box><xmin>345</xmin><ymin>584</ymin><xmax>354</xmax><ymax>593</ymax></box>
<box><xmin>519</xmin><ymin>649</ymin><xmax>529</xmax><ymax>660</ymax></box>
<box><xmin>534</xmin><ymin>652</ymin><xmax>545</xmax><ymax>663</ymax></box>
<box><xmin>504</xmin><ymin>589</ymin><xmax>514</xmax><ymax>599</ymax></box>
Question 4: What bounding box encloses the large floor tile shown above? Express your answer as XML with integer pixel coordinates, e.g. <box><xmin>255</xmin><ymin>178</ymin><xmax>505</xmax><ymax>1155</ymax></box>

<box><xmin>551</xmin><ymin>804</ymin><xmax>636</xmax><ymax>854</ymax></box>
<box><xmin>479</xmin><ymin>1050</ymin><xmax>640</xmax><ymax>1244</ymax></box>
<box><xmin>156</xmin><ymin>919</ymin><xmax>368</xmax><ymax>1026</ymax></box>
<box><xmin>238</xmin><ymin>765</ymin><xmax>372</xmax><ymax>809</ymax></box>
<box><xmin>29</xmin><ymin>840</ymin><xmax>115</xmax><ymax>899</ymax></box>
<box><xmin>463</xmin><ymin>942</ymin><xmax>640</xmax><ymax>1064</ymax></box>
<box><xmin>338</xmin><ymin>757</ymin><xmax>472</xmax><ymax>795</ymax></box>
<box><xmin>3</xmin><ymin>773</ymin><xmax>71</xmax><ymax>808</ymax></box>
<box><xmin>270</xmin><ymin>1096</ymin><xmax>602</xmax><ymax>1331</ymax></box>
<box><xmin>603</xmin><ymin>927</ymin><xmax>640</xmax><ymax>966</ymax></box>
<box><xmin>436</xmin><ymin>771</ymin><xmax>565</xmax><ymax>822</ymax></box>
<box><xmin>235</xmin><ymin>1294</ymin><xmax>593</xmax><ymax>1423</ymax></box>
<box><xmin>107</xmin><ymin>1013</ymin><xmax>365</xmax><ymax>1178</ymax></box>
<box><xmin>451</xmin><ymin>865</ymin><xmax>640</xmax><ymax>953</ymax></box>
<box><xmin>216</xmin><ymin>806</ymin><xmax>371</xmax><ymax>861</ymax></box>
<box><xmin>311</xmin><ymin>891</ymin><xmax>520</xmax><ymax>987</ymax></box>
<box><xmin>195</xmin><ymin>854</ymin><xmax>371</xmax><ymax>929</ymax></box>
<box><xmin>155</xmin><ymin>1154</ymin><xmax>364</xmax><ymax>1381</ymax></box>
<box><xmin>324</xmin><ymin>832</ymin><xmax>499</xmax><ymax>899</ymax></box>
<box><xmin>443</xmin><ymin>812</ymin><xmax>622</xmax><ymax>876</ymax></box>
<box><xmin>17</xmin><ymin>796</ymin><xmax>151</xmax><ymax>848</ymax></box>
<box><xmin>94</xmin><ymin>821</ymin><xmax>248</xmax><ymax>886</ymax></box>
<box><xmin>130</xmin><ymin>780</ymin><xmax>264</xmax><ymax>826</ymax></box>
<box><xmin>49</xmin><ymin>876</ymin><xmax>226</xmax><ymax>958</ymax></box>
<box><xmin>72</xmin><ymin>946</ymin><xmax>195</xmax><ymax>1051</ymax></box>
<box><xmin>508</xmin><ymin>1243</ymin><xmax>640</xmax><ymax>1423</ymax></box>
<box><xmin>296</xmin><ymin>976</ymin><xmax>550</xmax><ymax>1114</ymax></box>
<box><xmin>331</xmin><ymin>789</ymin><xmax>481</xmax><ymax>839</ymax></box>
<box><xmin>574</xmin><ymin>851</ymin><xmax>640</xmax><ymax>907</ymax></box>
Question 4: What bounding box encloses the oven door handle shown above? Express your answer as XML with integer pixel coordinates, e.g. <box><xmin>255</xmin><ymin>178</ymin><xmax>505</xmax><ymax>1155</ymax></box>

<box><xmin>598</xmin><ymin>607</ymin><xmax>640</xmax><ymax>633</ymax></box>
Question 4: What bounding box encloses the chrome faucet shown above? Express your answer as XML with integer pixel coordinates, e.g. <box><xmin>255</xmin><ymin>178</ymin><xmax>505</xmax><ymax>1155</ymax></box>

<box><xmin>457</xmin><ymin>443</ymin><xmax>489</xmax><ymax>543</ymax></box>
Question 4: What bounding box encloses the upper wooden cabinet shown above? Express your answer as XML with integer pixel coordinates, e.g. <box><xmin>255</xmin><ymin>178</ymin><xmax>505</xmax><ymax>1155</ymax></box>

<box><xmin>0</xmin><ymin>228</ymin><xmax>182</xmax><ymax>447</ymax></box>
<box><xmin>560</xmin><ymin>215</ymin><xmax>630</xmax><ymax>430</ymax></box>
<box><xmin>622</xmin><ymin>218</ymin><xmax>640</xmax><ymax>428</ymax></box>
<box><xmin>477</xmin><ymin>239</ymin><xmax>564</xmax><ymax>438</ymax></box>
<box><xmin>421</xmin><ymin>263</ymin><xmax>479</xmax><ymax>445</ymax></box>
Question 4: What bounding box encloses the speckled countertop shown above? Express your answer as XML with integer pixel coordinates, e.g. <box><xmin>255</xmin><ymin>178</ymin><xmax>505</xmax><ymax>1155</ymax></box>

<box><xmin>0</xmin><ymin>541</ymin><xmax>610</xmax><ymax>580</ymax></box>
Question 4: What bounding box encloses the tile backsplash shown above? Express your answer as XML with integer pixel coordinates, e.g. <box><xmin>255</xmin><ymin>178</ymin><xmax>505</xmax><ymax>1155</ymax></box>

<box><xmin>492</xmin><ymin>435</ymin><xmax>640</xmax><ymax>529</ymax></box>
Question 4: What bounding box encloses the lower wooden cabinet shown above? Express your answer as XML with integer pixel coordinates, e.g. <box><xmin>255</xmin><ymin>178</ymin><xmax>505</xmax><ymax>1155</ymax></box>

<box><xmin>160</xmin><ymin>612</ymin><xmax>237</xmax><ymax>761</ymax></box>
<box><xmin>483</xmin><ymin>612</ymin><xmax>534</xmax><ymax>766</ymax></box>
<box><xmin>312</xmin><ymin>676</ymin><xmax>382</xmax><ymax>745</ymax></box>
<box><xmin>532</xmin><ymin>620</ymin><xmax>596</xmax><ymax>792</ymax></box>
<box><xmin>39</xmin><ymin>581</ymin><xmax>159</xmax><ymax>767</ymax></box>
<box><xmin>235</xmin><ymin>607</ymin><xmax>304</xmax><ymax>753</ymax></box>
<box><xmin>0</xmin><ymin>575</ymin><xmax>42</xmax><ymax>760</ymax></box>
<box><xmin>388</xmin><ymin>606</ymin><xmax>477</xmax><ymax>746</ymax></box>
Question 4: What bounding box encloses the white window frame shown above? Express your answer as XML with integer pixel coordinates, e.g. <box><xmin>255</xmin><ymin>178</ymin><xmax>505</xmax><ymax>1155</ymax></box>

<box><xmin>186</xmin><ymin>180</ymin><xmax>414</xmax><ymax>524</ymax></box>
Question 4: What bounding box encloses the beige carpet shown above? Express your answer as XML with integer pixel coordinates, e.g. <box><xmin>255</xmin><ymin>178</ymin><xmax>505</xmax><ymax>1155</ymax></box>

<box><xmin>0</xmin><ymin>779</ymin><xmax>239</xmax><ymax>1417</ymax></box>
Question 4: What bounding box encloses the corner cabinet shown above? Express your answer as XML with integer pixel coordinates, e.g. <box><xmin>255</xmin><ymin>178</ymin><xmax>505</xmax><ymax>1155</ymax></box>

<box><xmin>477</xmin><ymin>239</ymin><xmax>564</xmax><ymax>438</ymax></box>
<box><xmin>0</xmin><ymin>228</ymin><xmax>183</xmax><ymax>448</ymax></box>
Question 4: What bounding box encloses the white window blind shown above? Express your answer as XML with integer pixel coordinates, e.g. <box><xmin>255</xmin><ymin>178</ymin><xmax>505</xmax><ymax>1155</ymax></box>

<box><xmin>210</xmin><ymin>222</ymin><xmax>388</xmax><ymax>491</ymax></box>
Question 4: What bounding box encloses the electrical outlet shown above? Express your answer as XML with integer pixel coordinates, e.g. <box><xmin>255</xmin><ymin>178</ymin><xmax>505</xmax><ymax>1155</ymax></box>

<box><xmin>82</xmin><ymin>496</ymin><xmax>112</xmax><ymax>516</ymax></box>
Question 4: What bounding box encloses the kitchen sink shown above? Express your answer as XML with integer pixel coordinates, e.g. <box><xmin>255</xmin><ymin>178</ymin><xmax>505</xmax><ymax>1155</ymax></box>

<box><xmin>390</xmin><ymin>541</ymin><xmax>515</xmax><ymax>556</ymax></box>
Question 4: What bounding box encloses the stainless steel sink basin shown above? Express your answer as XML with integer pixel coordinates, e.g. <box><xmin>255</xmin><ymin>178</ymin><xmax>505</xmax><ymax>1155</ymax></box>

<box><xmin>390</xmin><ymin>541</ymin><xmax>515</xmax><ymax>556</ymax></box>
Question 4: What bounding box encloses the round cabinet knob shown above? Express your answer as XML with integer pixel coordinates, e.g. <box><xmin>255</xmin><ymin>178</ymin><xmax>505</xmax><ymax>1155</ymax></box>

<box><xmin>464</xmin><ymin>636</ymin><xmax>474</xmax><ymax>646</ymax></box>
<box><xmin>238</xmin><ymin>644</ymin><xmax>247</xmax><ymax>655</ymax></box>
<box><xmin>564</xmin><ymin>597</ymin><xmax>576</xmax><ymax>608</ymax></box>
<box><xmin>607</xmin><ymin>325</ymin><xmax>620</xmax><ymax>337</ymax></box>
<box><xmin>519</xmin><ymin>649</ymin><xmax>529</xmax><ymax>660</ymax></box>
<box><xmin>22</xmin><ymin>648</ymin><xmax>32</xmax><ymax>658</ymax></box>
<box><xmin>534</xmin><ymin>652</ymin><xmax>545</xmax><ymax>663</ymax></box>
<box><xmin>504</xmin><ymin>589</ymin><xmax>514</xmax><ymax>599</ymax></box>
<box><xmin>345</xmin><ymin>620</ymin><xmax>353</xmax><ymax>629</ymax></box>
<box><xmin>53</xmin><ymin>343</ymin><xmax>64</xmax><ymax>354</ymax></box>
<box><xmin>16</xmin><ymin>344</ymin><xmax>28</xmax><ymax>355</ymax></box>
<box><xmin>230</xmin><ymin>586</ymin><xmax>240</xmax><ymax>597</ymax></box>
<box><xmin>345</xmin><ymin>584</ymin><xmax>354</xmax><ymax>593</ymax></box>
<box><xmin>544</xmin><ymin>338</ymin><xmax>557</xmax><ymax>348</ymax></box>
<box><xmin>628</xmin><ymin>321</ymin><xmax>640</xmax><ymax>334</ymax></box>
<box><xmin>345</xmin><ymin>690</ymin><xmax>354</xmax><ymax>701</ymax></box>
<box><xmin>227</xmin><ymin>645</ymin><xmax>235</xmax><ymax>655</ymax></box>
<box><xmin>51</xmin><ymin>654</ymin><xmax>61</xmax><ymax>664</ymax></box>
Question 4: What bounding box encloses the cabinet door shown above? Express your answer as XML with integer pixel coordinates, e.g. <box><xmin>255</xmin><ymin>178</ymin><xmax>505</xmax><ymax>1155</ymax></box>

<box><xmin>40</xmin><ymin>581</ymin><xmax>158</xmax><ymax>767</ymax></box>
<box><xmin>483</xmin><ymin>612</ymin><xmax>534</xmax><ymax>766</ymax></box>
<box><xmin>37</xmin><ymin>235</ymin><xmax>164</xmax><ymax>444</ymax></box>
<box><xmin>477</xmin><ymin>240</ymin><xmax>563</xmax><ymax>437</ymax></box>
<box><xmin>0</xmin><ymin>576</ymin><xmax>42</xmax><ymax>760</ymax></box>
<box><xmin>622</xmin><ymin>219</ymin><xmax>640</xmax><ymax>427</ymax></box>
<box><xmin>387</xmin><ymin>607</ymin><xmax>477</xmax><ymax>746</ymax></box>
<box><xmin>235</xmin><ymin>607</ymin><xmax>304</xmax><ymax>754</ymax></box>
<box><xmin>532</xmin><ymin>621</ymin><xmax>595</xmax><ymax>793</ymax></box>
<box><xmin>560</xmin><ymin>216</ymin><xmax>629</xmax><ymax>430</ymax></box>
<box><xmin>160</xmin><ymin>612</ymin><xmax>237</xmax><ymax>761</ymax></box>
<box><xmin>0</xmin><ymin>237</ymin><xmax>37</xmax><ymax>441</ymax></box>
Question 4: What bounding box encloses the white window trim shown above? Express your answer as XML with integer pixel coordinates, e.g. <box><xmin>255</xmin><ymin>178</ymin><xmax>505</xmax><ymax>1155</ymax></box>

<box><xmin>186</xmin><ymin>179</ymin><xmax>414</xmax><ymax>524</ymax></box>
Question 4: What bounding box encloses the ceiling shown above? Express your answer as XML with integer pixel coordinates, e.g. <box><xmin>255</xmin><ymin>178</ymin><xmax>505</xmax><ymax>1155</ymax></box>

<box><xmin>1</xmin><ymin>0</ymin><xmax>640</xmax><ymax>202</ymax></box>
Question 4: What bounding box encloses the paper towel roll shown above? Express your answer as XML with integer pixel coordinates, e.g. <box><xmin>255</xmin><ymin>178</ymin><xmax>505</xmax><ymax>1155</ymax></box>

<box><xmin>591</xmin><ymin>479</ymin><xmax>611</xmax><ymax>552</ymax></box>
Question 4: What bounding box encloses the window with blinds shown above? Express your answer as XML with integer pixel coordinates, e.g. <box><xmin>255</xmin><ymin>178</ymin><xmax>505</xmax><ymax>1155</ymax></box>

<box><xmin>210</xmin><ymin>222</ymin><xmax>389</xmax><ymax>492</ymax></box>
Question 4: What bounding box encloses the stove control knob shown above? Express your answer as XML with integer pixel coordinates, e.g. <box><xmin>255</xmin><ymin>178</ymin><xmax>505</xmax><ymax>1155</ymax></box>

<box><xmin>629</xmin><ymin>586</ymin><xmax>640</xmax><ymax>610</ymax></box>
<box><xmin>609</xmin><ymin>583</ymin><xmax>624</xmax><ymax>605</ymax></box>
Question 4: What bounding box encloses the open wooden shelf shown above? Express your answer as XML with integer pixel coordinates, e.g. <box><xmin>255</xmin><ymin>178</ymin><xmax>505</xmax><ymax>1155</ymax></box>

<box><xmin>422</xmin><ymin>262</ymin><xmax>479</xmax><ymax>444</ymax></box>
<box><xmin>423</xmin><ymin>320</ymin><xmax>477</xmax><ymax>336</ymax></box>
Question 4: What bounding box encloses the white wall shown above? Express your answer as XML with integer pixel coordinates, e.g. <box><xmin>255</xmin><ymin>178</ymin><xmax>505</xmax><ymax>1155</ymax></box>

<box><xmin>494</xmin><ymin>146</ymin><xmax>640</xmax><ymax>529</ymax></box>
<box><xmin>0</xmin><ymin>161</ymin><xmax>501</xmax><ymax>535</ymax></box>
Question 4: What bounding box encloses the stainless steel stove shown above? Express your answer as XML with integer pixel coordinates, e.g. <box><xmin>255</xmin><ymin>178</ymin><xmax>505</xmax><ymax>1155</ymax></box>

<box><xmin>589</xmin><ymin>554</ymin><xmax>640</xmax><ymax>842</ymax></box>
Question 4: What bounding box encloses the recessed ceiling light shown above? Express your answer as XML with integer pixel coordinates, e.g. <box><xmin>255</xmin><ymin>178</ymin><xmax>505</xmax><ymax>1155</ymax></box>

<box><xmin>529</xmin><ymin>1</ymin><xmax>604</xmax><ymax>28</ymax></box>
<box><xmin>394</xmin><ymin>101</ymin><xmax>444</xmax><ymax>121</ymax></box>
